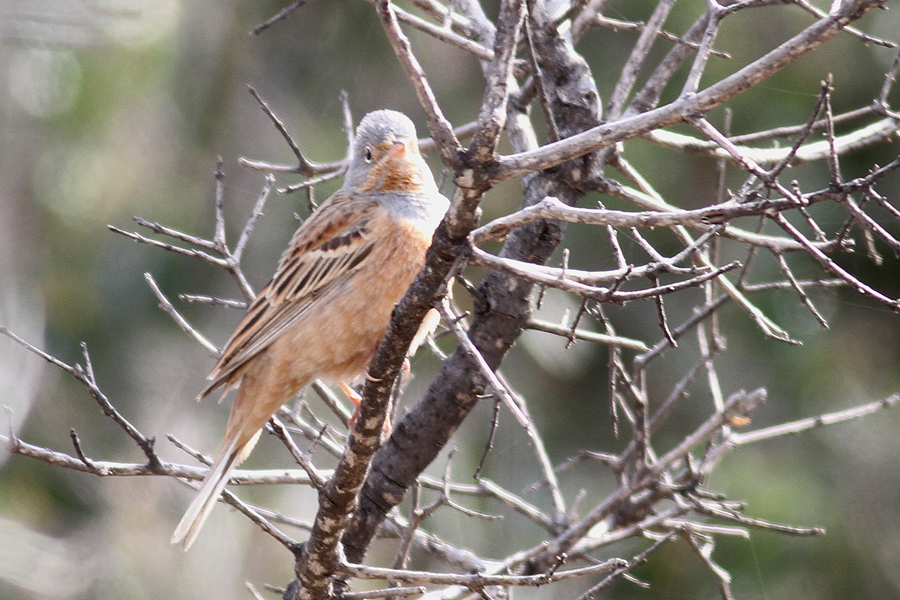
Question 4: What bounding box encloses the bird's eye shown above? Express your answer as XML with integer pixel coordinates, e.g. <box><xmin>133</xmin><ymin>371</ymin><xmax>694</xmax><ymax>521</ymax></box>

<box><xmin>364</xmin><ymin>146</ymin><xmax>373</xmax><ymax>162</ymax></box>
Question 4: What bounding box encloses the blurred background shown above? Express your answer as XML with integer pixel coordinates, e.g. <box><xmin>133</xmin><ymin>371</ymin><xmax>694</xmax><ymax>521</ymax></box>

<box><xmin>1</xmin><ymin>1</ymin><xmax>899</xmax><ymax>599</ymax></box>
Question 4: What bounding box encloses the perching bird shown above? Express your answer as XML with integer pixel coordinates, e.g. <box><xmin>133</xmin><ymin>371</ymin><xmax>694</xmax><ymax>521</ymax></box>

<box><xmin>171</xmin><ymin>110</ymin><xmax>449</xmax><ymax>550</ymax></box>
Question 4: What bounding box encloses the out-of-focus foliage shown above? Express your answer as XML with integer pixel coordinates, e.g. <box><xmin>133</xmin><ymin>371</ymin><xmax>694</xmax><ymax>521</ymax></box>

<box><xmin>0</xmin><ymin>1</ymin><xmax>898</xmax><ymax>599</ymax></box>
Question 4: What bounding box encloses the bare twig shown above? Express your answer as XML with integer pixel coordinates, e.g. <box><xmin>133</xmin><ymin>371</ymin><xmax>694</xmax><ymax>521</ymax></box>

<box><xmin>375</xmin><ymin>0</ymin><xmax>460</xmax><ymax>168</ymax></box>
<box><xmin>108</xmin><ymin>224</ymin><xmax>228</xmax><ymax>266</ymax></box>
<box><xmin>245</xmin><ymin>86</ymin><xmax>345</xmax><ymax>177</ymax></box>
<box><xmin>340</xmin><ymin>558</ymin><xmax>627</xmax><ymax>587</ymax></box>
<box><xmin>437</xmin><ymin>299</ymin><xmax>528</xmax><ymax>427</ymax></box>
<box><xmin>528</xmin><ymin>389</ymin><xmax>766</xmax><ymax>570</ymax></box>
<box><xmin>590</xmin><ymin>15</ymin><xmax>731</xmax><ymax>59</ymax></box>
<box><xmin>268</xmin><ymin>417</ymin><xmax>328</xmax><ymax>489</ymax></box>
<box><xmin>145</xmin><ymin>273</ymin><xmax>218</xmax><ymax>354</ymax></box>
<box><xmin>729</xmin><ymin>394</ymin><xmax>900</xmax><ymax>447</ymax></box>
<box><xmin>179</xmin><ymin>294</ymin><xmax>247</xmax><ymax>309</ymax></box>
<box><xmin>525</xmin><ymin>318</ymin><xmax>648</xmax><ymax>351</ymax></box>
<box><xmin>0</xmin><ymin>326</ymin><xmax>161</xmax><ymax>466</ymax></box>
<box><xmin>235</xmin><ymin>173</ymin><xmax>275</xmax><ymax>261</ymax></box>
<box><xmin>251</xmin><ymin>0</ymin><xmax>309</xmax><ymax>36</ymax></box>
<box><xmin>772</xmin><ymin>212</ymin><xmax>900</xmax><ymax>310</ymax></box>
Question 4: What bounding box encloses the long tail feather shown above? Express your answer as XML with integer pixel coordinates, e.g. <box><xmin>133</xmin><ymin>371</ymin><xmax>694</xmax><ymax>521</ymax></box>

<box><xmin>171</xmin><ymin>437</ymin><xmax>240</xmax><ymax>551</ymax></box>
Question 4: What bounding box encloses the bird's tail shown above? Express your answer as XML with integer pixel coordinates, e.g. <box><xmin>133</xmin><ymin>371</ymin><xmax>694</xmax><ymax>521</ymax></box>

<box><xmin>171</xmin><ymin>435</ymin><xmax>244</xmax><ymax>551</ymax></box>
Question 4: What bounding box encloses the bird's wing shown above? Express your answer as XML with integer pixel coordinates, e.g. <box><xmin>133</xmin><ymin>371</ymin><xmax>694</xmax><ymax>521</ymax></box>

<box><xmin>199</xmin><ymin>189</ymin><xmax>381</xmax><ymax>397</ymax></box>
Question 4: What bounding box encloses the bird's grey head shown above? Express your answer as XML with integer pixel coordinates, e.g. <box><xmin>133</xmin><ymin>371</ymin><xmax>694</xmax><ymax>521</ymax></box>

<box><xmin>346</xmin><ymin>110</ymin><xmax>419</xmax><ymax>190</ymax></box>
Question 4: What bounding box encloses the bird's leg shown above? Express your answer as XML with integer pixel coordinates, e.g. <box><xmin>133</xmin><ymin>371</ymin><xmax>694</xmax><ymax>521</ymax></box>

<box><xmin>339</xmin><ymin>381</ymin><xmax>392</xmax><ymax>435</ymax></box>
<box><xmin>399</xmin><ymin>357</ymin><xmax>412</xmax><ymax>387</ymax></box>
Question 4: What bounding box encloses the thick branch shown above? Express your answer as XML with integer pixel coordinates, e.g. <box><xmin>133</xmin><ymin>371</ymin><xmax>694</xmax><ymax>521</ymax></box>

<box><xmin>342</xmin><ymin>5</ymin><xmax>605</xmax><ymax>564</ymax></box>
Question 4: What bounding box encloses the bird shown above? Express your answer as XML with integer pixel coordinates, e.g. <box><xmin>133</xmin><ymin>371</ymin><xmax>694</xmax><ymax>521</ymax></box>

<box><xmin>171</xmin><ymin>109</ymin><xmax>449</xmax><ymax>551</ymax></box>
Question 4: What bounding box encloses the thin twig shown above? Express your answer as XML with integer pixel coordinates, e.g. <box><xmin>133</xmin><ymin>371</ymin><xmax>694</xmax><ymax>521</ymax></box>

<box><xmin>375</xmin><ymin>0</ymin><xmax>460</xmax><ymax>167</ymax></box>
<box><xmin>0</xmin><ymin>326</ymin><xmax>161</xmax><ymax>466</ymax></box>
<box><xmin>144</xmin><ymin>272</ymin><xmax>218</xmax><ymax>354</ymax></box>
<box><xmin>340</xmin><ymin>558</ymin><xmax>627</xmax><ymax>587</ymax></box>
<box><xmin>773</xmin><ymin>252</ymin><xmax>829</xmax><ymax>328</ymax></box>
<box><xmin>108</xmin><ymin>225</ymin><xmax>228</xmax><ymax>267</ymax></box>
<box><xmin>730</xmin><ymin>394</ymin><xmax>900</xmax><ymax>447</ymax></box>
<box><xmin>772</xmin><ymin>213</ymin><xmax>900</xmax><ymax>310</ymax></box>
<box><xmin>268</xmin><ymin>417</ymin><xmax>327</xmax><ymax>489</ymax></box>
<box><xmin>526</xmin><ymin>319</ymin><xmax>648</xmax><ymax>351</ymax></box>
<box><xmin>437</xmin><ymin>299</ymin><xmax>528</xmax><ymax>427</ymax></box>
<box><xmin>591</xmin><ymin>15</ymin><xmax>731</xmax><ymax>59</ymax></box>
<box><xmin>179</xmin><ymin>294</ymin><xmax>247</xmax><ymax>309</ymax></box>
<box><xmin>251</xmin><ymin>0</ymin><xmax>309</xmax><ymax>36</ymax></box>
<box><xmin>235</xmin><ymin>174</ymin><xmax>275</xmax><ymax>262</ymax></box>
<box><xmin>246</xmin><ymin>85</ymin><xmax>345</xmax><ymax>177</ymax></box>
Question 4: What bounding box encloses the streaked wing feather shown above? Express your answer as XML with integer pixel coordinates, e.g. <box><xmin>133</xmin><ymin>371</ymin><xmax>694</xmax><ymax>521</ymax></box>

<box><xmin>200</xmin><ymin>192</ymin><xmax>380</xmax><ymax>396</ymax></box>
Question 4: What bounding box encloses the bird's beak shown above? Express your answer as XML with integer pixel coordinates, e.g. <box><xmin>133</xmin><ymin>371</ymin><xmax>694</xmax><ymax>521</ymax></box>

<box><xmin>387</xmin><ymin>139</ymin><xmax>408</xmax><ymax>158</ymax></box>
